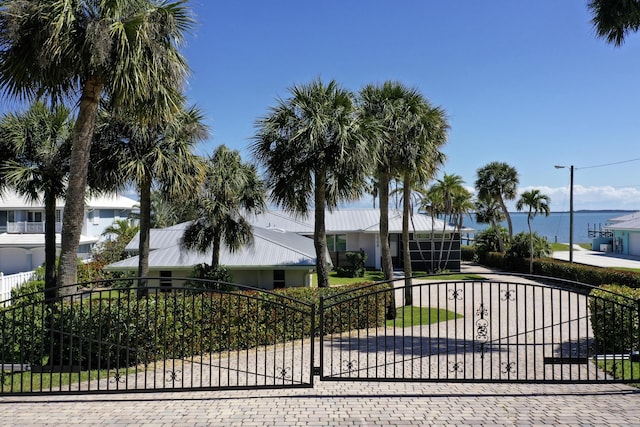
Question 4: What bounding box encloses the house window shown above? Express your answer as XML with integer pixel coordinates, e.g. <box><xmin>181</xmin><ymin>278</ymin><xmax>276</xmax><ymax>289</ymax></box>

<box><xmin>55</xmin><ymin>209</ymin><xmax>62</xmax><ymax>223</ymax></box>
<box><xmin>7</xmin><ymin>211</ymin><xmax>15</xmax><ymax>222</ymax></box>
<box><xmin>273</xmin><ymin>270</ymin><xmax>285</xmax><ymax>289</ymax></box>
<box><xmin>160</xmin><ymin>271</ymin><xmax>172</xmax><ymax>292</ymax></box>
<box><xmin>327</xmin><ymin>234</ymin><xmax>347</xmax><ymax>252</ymax></box>
<box><xmin>27</xmin><ymin>211</ymin><xmax>43</xmax><ymax>222</ymax></box>
<box><xmin>93</xmin><ymin>209</ymin><xmax>100</xmax><ymax>225</ymax></box>
<box><xmin>0</xmin><ymin>211</ymin><xmax>6</xmax><ymax>227</ymax></box>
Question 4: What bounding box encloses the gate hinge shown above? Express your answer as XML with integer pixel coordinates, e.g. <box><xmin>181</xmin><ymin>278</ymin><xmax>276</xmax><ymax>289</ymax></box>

<box><xmin>312</xmin><ymin>366</ymin><xmax>321</xmax><ymax>376</ymax></box>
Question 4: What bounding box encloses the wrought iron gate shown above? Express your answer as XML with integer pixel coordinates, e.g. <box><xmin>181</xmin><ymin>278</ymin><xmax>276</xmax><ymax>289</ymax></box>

<box><xmin>2</xmin><ymin>273</ymin><xmax>638</xmax><ymax>396</ymax></box>
<box><xmin>1</xmin><ymin>278</ymin><xmax>315</xmax><ymax>395</ymax></box>
<box><xmin>319</xmin><ymin>273</ymin><xmax>640</xmax><ymax>383</ymax></box>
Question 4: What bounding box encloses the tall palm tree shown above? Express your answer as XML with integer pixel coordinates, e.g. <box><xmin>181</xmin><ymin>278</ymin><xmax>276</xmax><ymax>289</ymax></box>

<box><xmin>181</xmin><ymin>145</ymin><xmax>266</xmax><ymax>269</ymax></box>
<box><xmin>0</xmin><ymin>0</ymin><xmax>193</xmax><ymax>293</ymax></box>
<box><xmin>588</xmin><ymin>0</ymin><xmax>640</xmax><ymax>46</ymax></box>
<box><xmin>475</xmin><ymin>161</ymin><xmax>519</xmax><ymax>240</ymax></box>
<box><xmin>360</xmin><ymin>81</ymin><xmax>448</xmax><ymax>304</ymax></box>
<box><xmin>516</xmin><ymin>189</ymin><xmax>551</xmax><ymax>273</ymax></box>
<box><xmin>92</xmin><ymin>103</ymin><xmax>207</xmax><ymax>294</ymax></box>
<box><xmin>0</xmin><ymin>101</ymin><xmax>72</xmax><ymax>295</ymax></box>
<box><xmin>253</xmin><ymin>79</ymin><xmax>372</xmax><ymax>288</ymax></box>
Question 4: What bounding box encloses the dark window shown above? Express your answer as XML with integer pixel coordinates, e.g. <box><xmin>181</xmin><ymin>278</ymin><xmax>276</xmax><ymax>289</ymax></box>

<box><xmin>160</xmin><ymin>271</ymin><xmax>172</xmax><ymax>292</ymax></box>
<box><xmin>273</xmin><ymin>270</ymin><xmax>285</xmax><ymax>289</ymax></box>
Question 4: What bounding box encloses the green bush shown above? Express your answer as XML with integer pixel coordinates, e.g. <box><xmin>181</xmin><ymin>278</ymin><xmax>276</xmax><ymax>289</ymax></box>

<box><xmin>461</xmin><ymin>246</ymin><xmax>475</xmax><ymax>261</ymax></box>
<box><xmin>505</xmin><ymin>232</ymin><xmax>551</xmax><ymax>260</ymax></box>
<box><xmin>1</xmin><ymin>281</ymin><xmax>391</xmax><ymax>370</ymax></box>
<box><xmin>589</xmin><ymin>284</ymin><xmax>640</xmax><ymax>353</ymax></box>
<box><xmin>186</xmin><ymin>264</ymin><xmax>235</xmax><ymax>290</ymax></box>
<box><xmin>334</xmin><ymin>250</ymin><xmax>367</xmax><ymax>278</ymax></box>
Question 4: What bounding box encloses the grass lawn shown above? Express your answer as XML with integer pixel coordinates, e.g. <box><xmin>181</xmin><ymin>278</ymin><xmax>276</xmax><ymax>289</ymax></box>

<box><xmin>314</xmin><ymin>271</ymin><xmax>486</xmax><ymax>287</ymax></box>
<box><xmin>386</xmin><ymin>305</ymin><xmax>462</xmax><ymax>328</ymax></box>
<box><xmin>551</xmin><ymin>242</ymin><xmax>592</xmax><ymax>252</ymax></box>
<box><xmin>598</xmin><ymin>360</ymin><xmax>640</xmax><ymax>387</ymax></box>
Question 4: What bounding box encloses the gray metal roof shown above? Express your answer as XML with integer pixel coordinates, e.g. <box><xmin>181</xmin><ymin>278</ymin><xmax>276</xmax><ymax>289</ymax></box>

<box><xmin>607</xmin><ymin>211</ymin><xmax>640</xmax><ymax>223</ymax></box>
<box><xmin>0</xmin><ymin>233</ymin><xmax>97</xmax><ymax>248</ymax></box>
<box><xmin>0</xmin><ymin>189</ymin><xmax>137</xmax><ymax>210</ymax></box>
<box><xmin>125</xmin><ymin>223</ymin><xmax>187</xmax><ymax>252</ymax></box>
<box><xmin>107</xmin><ymin>226</ymin><xmax>319</xmax><ymax>271</ymax></box>
<box><xmin>250</xmin><ymin>209</ymin><xmax>461</xmax><ymax>234</ymax></box>
<box><xmin>606</xmin><ymin>217</ymin><xmax>640</xmax><ymax>231</ymax></box>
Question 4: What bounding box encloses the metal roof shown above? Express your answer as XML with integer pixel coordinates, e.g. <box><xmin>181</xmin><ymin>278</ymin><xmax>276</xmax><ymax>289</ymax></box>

<box><xmin>250</xmin><ymin>209</ymin><xmax>461</xmax><ymax>234</ymax></box>
<box><xmin>107</xmin><ymin>226</ymin><xmax>319</xmax><ymax>271</ymax></box>
<box><xmin>606</xmin><ymin>217</ymin><xmax>640</xmax><ymax>231</ymax></box>
<box><xmin>0</xmin><ymin>189</ymin><xmax>137</xmax><ymax>210</ymax></box>
<box><xmin>607</xmin><ymin>211</ymin><xmax>640</xmax><ymax>223</ymax></box>
<box><xmin>0</xmin><ymin>233</ymin><xmax>97</xmax><ymax>248</ymax></box>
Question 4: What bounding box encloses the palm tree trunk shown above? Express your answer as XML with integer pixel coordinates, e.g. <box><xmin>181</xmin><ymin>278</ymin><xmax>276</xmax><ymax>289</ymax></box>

<box><xmin>44</xmin><ymin>191</ymin><xmax>57</xmax><ymax>301</ymax></box>
<box><xmin>314</xmin><ymin>171</ymin><xmax>330</xmax><ymax>288</ymax></box>
<box><xmin>378</xmin><ymin>171</ymin><xmax>396</xmax><ymax>320</ymax></box>
<box><xmin>211</xmin><ymin>229</ymin><xmax>222</xmax><ymax>268</ymax></box>
<box><xmin>137</xmin><ymin>173</ymin><xmax>152</xmax><ymax>297</ymax></box>
<box><xmin>402</xmin><ymin>172</ymin><xmax>412</xmax><ymax>305</ymax></box>
<box><xmin>528</xmin><ymin>214</ymin><xmax>534</xmax><ymax>274</ymax></box>
<box><xmin>57</xmin><ymin>77</ymin><xmax>103</xmax><ymax>295</ymax></box>
<box><xmin>499</xmin><ymin>197</ymin><xmax>514</xmax><ymax>239</ymax></box>
<box><xmin>378</xmin><ymin>171</ymin><xmax>394</xmax><ymax>280</ymax></box>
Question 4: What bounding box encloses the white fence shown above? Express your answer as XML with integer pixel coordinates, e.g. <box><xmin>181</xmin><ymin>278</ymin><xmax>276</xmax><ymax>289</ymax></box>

<box><xmin>0</xmin><ymin>271</ymin><xmax>36</xmax><ymax>305</ymax></box>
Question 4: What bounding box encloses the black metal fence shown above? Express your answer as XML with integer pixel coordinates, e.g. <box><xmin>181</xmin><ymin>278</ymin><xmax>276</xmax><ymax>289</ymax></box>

<box><xmin>1</xmin><ymin>278</ymin><xmax>315</xmax><ymax>395</ymax></box>
<box><xmin>2</xmin><ymin>273</ymin><xmax>638</xmax><ymax>395</ymax></box>
<box><xmin>319</xmin><ymin>274</ymin><xmax>640</xmax><ymax>383</ymax></box>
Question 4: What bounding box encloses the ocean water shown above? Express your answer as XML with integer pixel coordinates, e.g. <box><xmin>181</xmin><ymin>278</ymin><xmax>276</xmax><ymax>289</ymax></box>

<box><xmin>461</xmin><ymin>211</ymin><xmax>631</xmax><ymax>244</ymax></box>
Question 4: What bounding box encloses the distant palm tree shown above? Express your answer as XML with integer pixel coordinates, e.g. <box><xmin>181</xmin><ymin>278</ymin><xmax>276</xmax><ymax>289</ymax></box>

<box><xmin>102</xmin><ymin>219</ymin><xmax>140</xmax><ymax>243</ymax></box>
<box><xmin>181</xmin><ymin>145</ymin><xmax>266</xmax><ymax>269</ymax></box>
<box><xmin>253</xmin><ymin>79</ymin><xmax>371</xmax><ymax>288</ymax></box>
<box><xmin>475</xmin><ymin>162</ymin><xmax>519</xmax><ymax>240</ymax></box>
<box><xmin>516</xmin><ymin>189</ymin><xmax>551</xmax><ymax>273</ymax></box>
<box><xmin>93</xmin><ymin>103</ymin><xmax>207</xmax><ymax>295</ymax></box>
<box><xmin>588</xmin><ymin>0</ymin><xmax>640</xmax><ymax>46</ymax></box>
<box><xmin>0</xmin><ymin>102</ymin><xmax>72</xmax><ymax>295</ymax></box>
<box><xmin>0</xmin><ymin>0</ymin><xmax>193</xmax><ymax>293</ymax></box>
<box><xmin>474</xmin><ymin>194</ymin><xmax>507</xmax><ymax>252</ymax></box>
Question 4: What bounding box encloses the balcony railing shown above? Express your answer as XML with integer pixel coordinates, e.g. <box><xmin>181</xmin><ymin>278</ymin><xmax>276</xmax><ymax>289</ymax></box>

<box><xmin>6</xmin><ymin>221</ymin><xmax>62</xmax><ymax>234</ymax></box>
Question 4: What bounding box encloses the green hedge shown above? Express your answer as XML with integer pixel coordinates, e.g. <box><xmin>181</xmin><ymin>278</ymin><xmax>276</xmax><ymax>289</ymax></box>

<box><xmin>472</xmin><ymin>248</ymin><xmax>640</xmax><ymax>288</ymax></box>
<box><xmin>1</xmin><ymin>281</ymin><xmax>391</xmax><ymax>370</ymax></box>
<box><xmin>589</xmin><ymin>284</ymin><xmax>640</xmax><ymax>353</ymax></box>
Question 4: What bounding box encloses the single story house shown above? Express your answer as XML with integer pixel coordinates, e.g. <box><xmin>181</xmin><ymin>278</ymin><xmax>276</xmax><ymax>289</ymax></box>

<box><xmin>0</xmin><ymin>189</ymin><xmax>137</xmax><ymax>275</ymax></box>
<box><xmin>104</xmin><ymin>222</ymin><xmax>322</xmax><ymax>290</ymax></box>
<box><xmin>249</xmin><ymin>209</ymin><xmax>467</xmax><ymax>273</ymax></box>
<box><xmin>603</xmin><ymin>211</ymin><xmax>640</xmax><ymax>256</ymax></box>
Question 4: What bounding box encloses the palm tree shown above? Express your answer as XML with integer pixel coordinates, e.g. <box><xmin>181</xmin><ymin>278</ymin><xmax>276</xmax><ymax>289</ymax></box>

<box><xmin>474</xmin><ymin>194</ymin><xmax>507</xmax><ymax>252</ymax></box>
<box><xmin>0</xmin><ymin>0</ymin><xmax>193</xmax><ymax>293</ymax></box>
<box><xmin>427</xmin><ymin>174</ymin><xmax>471</xmax><ymax>271</ymax></box>
<box><xmin>516</xmin><ymin>189</ymin><xmax>551</xmax><ymax>273</ymax></box>
<box><xmin>253</xmin><ymin>79</ymin><xmax>371</xmax><ymax>288</ymax></box>
<box><xmin>475</xmin><ymin>161</ymin><xmax>519</xmax><ymax>241</ymax></box>
<box><xmin>0</xmin><ymin>101</ymin><xmax>72</xmax><ymax>295</ymax></box>
<box><xmin>102</xmin><ymin>219</ymin><xmax>140</xmax><ymax>243</ymax></box>
<box><xmin>588</xmin><ymin>0</ymin><xmax>640</xmax><ymax>46</ymax></box>
<box><xmin>92</xmin><ymin>103</ymin><xmax>207</xmax><ymax>295</ymax></box>
<box><xmin>181</xmin><ymin>145</ymin><xmax>266</xmax><ymax>269</ymax></box>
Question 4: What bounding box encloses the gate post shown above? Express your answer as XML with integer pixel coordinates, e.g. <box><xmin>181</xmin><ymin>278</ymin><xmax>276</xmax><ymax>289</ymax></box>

<box><xmin>315</xmin><ymin>295</ymin><xmax>325</xmax><ymax>380</ymax></box>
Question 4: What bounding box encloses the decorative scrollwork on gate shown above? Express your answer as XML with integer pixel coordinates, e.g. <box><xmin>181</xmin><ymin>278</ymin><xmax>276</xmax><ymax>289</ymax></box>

<box><xmin>166</xmin><ymin>369</ymin><xmax>182</xmax><ymax>383</ymax></box>
<box><xmin>343</xmin><ymin>360</ymin><xmax>357</xmax><ymax>373</ymax></box>
<box><xmin>448</xmin><ymin>361</ymin><xmax>464</xmax><ymax>373</ymax></box>
<box><xmin>448</xmin><ymin>288</ymin><xmax>463</xmax><ymax>300</ymax></box>
<box><xmin>109</xmin><ymin>370</ymin><xmax>126</xmax><ymax>384</ymax></box>
<box><xmin>501</xmin><ymin>361</ymin><xmax>516</xmax><ymax>374</ymax></box>
<box><xmin>500</xmin><ymin>289</ymin><xmax>516</xmax><ymax>301</ymax></box>
<box><xmin>277</xmin><ymin>367</ymin><xmax>291</xmax><ymax>380</ymax></box>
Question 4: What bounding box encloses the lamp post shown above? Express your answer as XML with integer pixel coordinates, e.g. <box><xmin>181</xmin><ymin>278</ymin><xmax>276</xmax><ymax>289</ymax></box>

<box><xmin>554</xmin><ymin>165</ymin><xmax>574</xmax><ymax>263</ymax></box>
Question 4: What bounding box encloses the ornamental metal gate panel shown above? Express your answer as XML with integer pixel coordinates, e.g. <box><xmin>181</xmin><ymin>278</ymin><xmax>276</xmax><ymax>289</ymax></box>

<box><xmin>1</xmin><ymin>279</ymin><xmax>315</xmax><ymax>395</ymax></box>
<box><xmin>319</xmin><ymin>273</ymin><xmax>640</xmax><ymax>383</ymax></box>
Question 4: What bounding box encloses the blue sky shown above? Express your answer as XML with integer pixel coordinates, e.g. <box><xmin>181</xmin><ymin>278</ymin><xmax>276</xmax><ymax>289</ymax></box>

<box><xmin>173</xmin><ymin>2</ymin><xmax>636</xmax><ymax>210</ymax></box>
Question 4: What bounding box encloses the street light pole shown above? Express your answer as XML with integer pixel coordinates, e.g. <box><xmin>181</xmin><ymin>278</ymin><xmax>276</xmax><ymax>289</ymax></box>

<box><xmin>555</xmin><ymin>165</ymin><xmax>574</xmax><ymax>263</ymax></box>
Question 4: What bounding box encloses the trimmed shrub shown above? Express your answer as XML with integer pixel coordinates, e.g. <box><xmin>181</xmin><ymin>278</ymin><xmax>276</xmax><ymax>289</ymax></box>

<box><xmin>461</xmin><ymin>246</ymin><xmax>475</xmax><ymax>262</ymax></box>
<box><xmin>589</xmin><ymin>284</ymin><xmax>640</xmax><ymax>353</ymax></box>
<box><xmin>1</xmin><ymin>281</ymin><xmax>391</xmax><ymax>370</ymax></box>
<box><xmin>334</xmin><ymin>250</ymin><xmax>367</xmax><ymax>278</ymax></box>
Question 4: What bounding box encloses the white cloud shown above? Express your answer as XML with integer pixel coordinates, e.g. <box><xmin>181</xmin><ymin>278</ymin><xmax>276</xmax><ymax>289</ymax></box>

<box><xmin>516</xmin><ymin>185</ymin><xmax>640</xmax><ymax>211</ymax></box>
